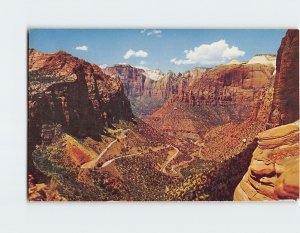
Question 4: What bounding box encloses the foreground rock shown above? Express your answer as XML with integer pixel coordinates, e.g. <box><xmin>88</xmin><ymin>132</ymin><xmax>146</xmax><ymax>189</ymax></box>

<box><xmin>234</xmin><ymin>121</ymin><xmax>299</xmax><ymax>201</ymax></box>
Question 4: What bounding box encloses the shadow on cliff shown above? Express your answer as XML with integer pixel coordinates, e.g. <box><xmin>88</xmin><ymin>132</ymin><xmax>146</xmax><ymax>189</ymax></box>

<box><xmin>204</xmin><ymin>138</ymin><xmax>258</xmax><ymax>201</ymax></box>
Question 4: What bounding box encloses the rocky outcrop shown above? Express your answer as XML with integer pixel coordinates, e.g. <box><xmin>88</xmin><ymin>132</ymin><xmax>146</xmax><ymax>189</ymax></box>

<box><xmin>234</xmin><ymin>121</ymin><xmax>299</xmax><ymax>201</ymax></box>
<box><xmin>103</xmin><ymin>65</ymin><xmax>147</xmax><ymax>97</ymax></box>
<box><xmin>269</xmin><ymin>29</ymin><xmax>299</xmax><ymax>127</ymax></box>
<box><xmin>28</xmin><ymin>175</ymin><xmax>66</xmax><ymax>201</ymax></box>
<box><xmin>103</xmin><ymin>65</ymin><xmax>180</xmax><ymax>115</ymax></box>
<box><xmin>28</xmin><ymin>49</ymin><xmax>133</xmax><ymax>143</ymax></box>
<box><xmin>251</xmin><ymin>82</ymin><xmax>275</xmax><ymax>123</ymax></box>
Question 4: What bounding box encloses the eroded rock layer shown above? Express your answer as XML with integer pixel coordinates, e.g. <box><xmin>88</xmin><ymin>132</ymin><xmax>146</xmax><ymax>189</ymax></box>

<box><xmin>234</xmin><ymin>121</ymin><xmax>299</xmax><ymax>201</ymax></box>
<box><xmin>29</xmin><ymin>49</ymin><xmax>133</xmax><ymax>141</ymax></box>
<box><xmin>103</xmin><ymin>65</ymin><xmax>180</xmax><ymax>115</ymax></box>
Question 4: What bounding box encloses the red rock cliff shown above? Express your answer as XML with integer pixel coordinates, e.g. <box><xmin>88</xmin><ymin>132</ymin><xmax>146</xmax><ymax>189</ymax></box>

<box><xmin>28</xmin><ymin>49</ymin><xmax>133</xmax><ymax>144</ymax></box>
<box><xmin>103</xmin><ymin>65</ymin><xmax>178</xmax><ymax>115</ymax></box>
<box><xmin>269</xmin><ymin>29</ymin><xmax>299</xmax><ymax>127</ymax></box>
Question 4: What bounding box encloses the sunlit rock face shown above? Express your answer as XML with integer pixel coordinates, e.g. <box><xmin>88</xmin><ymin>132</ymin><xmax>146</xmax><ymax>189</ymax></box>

<box><xmin>28</xmin><ymin>49</ymin><xmax>133</xmax><ymax>141</ymax></box>
<box><xmin>247</xmin><ymin>54</ymin><xmax>276</xmax><ymax>68</ymax></box>
<box><xmin>234</xmin><ymin>121</ymin><xmax>299</xmax><ymax>201</ymax></box>
<box><xmin>103</xmin><ymin>65</ymin><xmax>179</xmax><ymax>115</ymax></box>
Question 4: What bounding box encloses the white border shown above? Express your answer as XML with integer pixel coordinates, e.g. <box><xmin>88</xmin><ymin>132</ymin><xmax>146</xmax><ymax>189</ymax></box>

<box><xmin>0</xmin><ymin>1</ymin><xmax>299</xmax><ymax>233</ymax></box>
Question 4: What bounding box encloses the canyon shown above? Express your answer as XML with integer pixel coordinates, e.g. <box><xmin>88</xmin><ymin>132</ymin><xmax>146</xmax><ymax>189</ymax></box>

<box><xmin>28</xmin><ymin>29</ymin><xmax>299</xmax><ymax>201</ymax></box>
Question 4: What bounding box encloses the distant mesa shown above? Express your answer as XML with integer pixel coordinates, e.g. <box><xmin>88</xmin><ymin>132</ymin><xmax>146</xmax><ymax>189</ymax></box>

<box><xmin>247</xmin><ymin>54</ymin><xmax>276</xmax><ymax>68</ymax></box>
<box><xmin>145</xmin><ymin>69</ymin><xmax>164</xmax><ymax>81</ymax></box>
<box><xmin>227</xmin><ymin>59</ymin><xmax>241</xmax><ymax>65</ymax></box>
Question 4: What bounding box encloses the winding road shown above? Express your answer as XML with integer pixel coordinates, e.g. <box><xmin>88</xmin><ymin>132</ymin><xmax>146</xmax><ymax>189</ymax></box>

<box><xmin>81</xmin><ymin>129</ymin><xmax>130</xmax><ymax>169</ymax></box>
<box><xmin>160</xmin><ymin>145</ymin><xmax>179</xmax><ymax>173</ymax></box>
<box><xmin>168</xmin><ymin>144</ymin><xmax>204</xmax><ymax>175</ymax></box>
<box><xmin>101</xmin><ymin>152</ymin><xmax>143</xmax><ymax>168</ymax></box>
<box><xmin>81</xmin><ymin>127</ymin><xmax>203</xmax><ymax>177</ymax></box>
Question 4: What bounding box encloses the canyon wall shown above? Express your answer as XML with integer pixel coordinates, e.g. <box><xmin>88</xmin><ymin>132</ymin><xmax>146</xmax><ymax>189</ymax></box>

<box><xmin>234</xmin><ymin>29</ymin><xmax>299</xmax><ymax>201</ymax></box>
<box><xmin>178</xmin><ymin>64</ymin><xmax>274</xmax><ymax>113</ymax></box>
<box><xmin>28</xmin><ymin>49</ymin><xmax>133</xmax><ymax>173</ymax></box>
<box><xmin>105</xmin><ymin>62</ymin><xmax>275</xmax><ymax>120</ymax></box>
<box><xmin>103</xmin><ymin>65</ymin><xmax>181</xmax><ymax>115</ymax></box>
<box><xmin>269</xmin><ymin>29</ymin><xmax>299</xmax><ymax>127</ymax></box>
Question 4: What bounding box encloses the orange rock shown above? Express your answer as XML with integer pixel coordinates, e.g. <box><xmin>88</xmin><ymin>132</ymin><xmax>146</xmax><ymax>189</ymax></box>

<box><xmin>234</xmin><ymin>121</ymin><xmax>299</xmax><ymax>201</ymax></box>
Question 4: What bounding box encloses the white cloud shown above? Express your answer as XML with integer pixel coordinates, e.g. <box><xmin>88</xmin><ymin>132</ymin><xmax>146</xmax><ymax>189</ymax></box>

<box><xmin>124</xmin><ymin>49</ymin><xmax>148</xmax><ymax>59</ymax></box>
<box><xmin>170</xmin><ymin>58</ymin><xmax>194</xmax><ymax>65</ymax></box>
<box><xmin>140</xmin><ymin>29</ymin><xmax>162</xmax><ymax>37</ymax></box>
<box><xmin>140</xmin><ymin>60</ymin><xmax>147</xmax><ymax>65</ymax></box>
<box><xmin>75</xmin><ymin>45</ymin><xmax>88</xmax><ymax>51</ymax></box>
<box><xmin>171</xmin><ymin>40</ymin><xmax>245</xmax><ymax>66</ymax></box>
<box><xmin>147</xmin><ymin>29</ymin><xmax>162</xmax><ymax>37</ymax></box>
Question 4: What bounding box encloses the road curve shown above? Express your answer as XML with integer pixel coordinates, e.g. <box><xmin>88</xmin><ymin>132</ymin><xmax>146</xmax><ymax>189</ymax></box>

<box><xmin>101</xmin><ymin>152</ymin><xmax>143</xmax><ymax>168</ymax></box>
<box><xmin>160</xmin><ymin>145</ymin><xmax>179</xmax><ymax>174</ymax></box>
<box><xmin>169</xmin><ymin>144</ymin><xmax>204</xmax><ymax>175</ymax></box>
<box><xmin>81</xmin><ymin>129</ymin><xmax>130</xmax><ymax>169</ymax></box>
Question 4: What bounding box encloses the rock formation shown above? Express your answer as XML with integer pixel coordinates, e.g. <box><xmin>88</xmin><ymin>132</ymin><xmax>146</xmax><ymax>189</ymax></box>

<box><xmin>234</xmin><ymin>121</ymin><xmax>299</xmax><ymax>201</ymax></box>
<box><xmin>269</xmin><ymin>29</ymin><xmax>299</xmax><ymax>127</ymax></box>
<box><xmin>104</xmin><ymin>61</ymin><xmax>275</xmax><ymax>119</ymax></box>
<box><xmin>103</xmin><ymin>64</ymin><xmax>147</xmax><ymax>97</ymax></box>
<box><xmin>28</xmin><ymin>175</ymin><xmax>66</xmax><ymax>201</ymax></box>
<box><xmin>234</xmin><ymin>30</ymin><xmax>299</xmax><ymax>201</ymax></box>
<box><xmin>103</xmin><ymin>65</ymin><xmax>179</xmax><ymax>115</ymax></box>
<box><xmin>28</xmin><ymin>49</ymin><xmax>133</xmax><ymax>141</ymax></box>
<box><xmin>247</xmin><ymin>54</ymin><xmax>276</xmax><ymax>68</ymax></box>
<box><xmin>28</xmin><ymin>49</ymin><xmax>133</xmax><ymax>180</ymax></box>
<box><xmin>184</xmin><ymin>63</ymin><xmax>274</xmax><ymax>108</ymax></box>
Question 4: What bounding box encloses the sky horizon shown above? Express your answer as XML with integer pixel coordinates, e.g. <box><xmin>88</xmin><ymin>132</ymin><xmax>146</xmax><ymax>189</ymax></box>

<box><xmin>29</xmin><ymin>29</ymin><xmax>286</xmax><ymax>73</ymax></box>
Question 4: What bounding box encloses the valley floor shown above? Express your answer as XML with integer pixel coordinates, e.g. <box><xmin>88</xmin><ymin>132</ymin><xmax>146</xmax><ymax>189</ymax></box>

<box><xmin>29</xmin><ymin>115</ymin><xmax>265</xmax><ymax>201</ymax></box>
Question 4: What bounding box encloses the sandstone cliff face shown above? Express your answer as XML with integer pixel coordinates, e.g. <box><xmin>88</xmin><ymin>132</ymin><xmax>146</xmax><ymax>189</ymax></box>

<box><xmin>165</xmin><ymin>63</ymin><xmax>274</xmax><ymax>123</ymax></box>
<box><xmin>269</xmin><ymin>29</ymin><xmax>299</xmax><ymax>127</ymax></box>
<box><xmin>28</xmin><ymin>49</ymin><xmax>133</xmax><ymax>145</ymax></box>
<box><xmin>103</xmin><ymin>65</ymin><xmax>179</xmax><ymax>115</ymax></box>
<box><xmin>181</xmin><ymin>64</ymin><xmax>274</xmax><ymax>109</ymax></box>
<box><xmin>103</xmin><ymin>65</ymin><xmax>146</xmax><ymax>97</ymax></box>
<box><xmin>104</xmin><ymin>62</ymin><xmax>274</xmax><ymax>119</ymax></box>
<box><xmin>234</xmin><ymin>121</ymin><xmax>299</xmax><ymax>201</ymax></box>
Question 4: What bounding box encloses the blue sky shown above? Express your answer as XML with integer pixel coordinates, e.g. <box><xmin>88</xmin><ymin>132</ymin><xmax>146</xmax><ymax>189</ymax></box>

<box><xmin>29</xmin><ymin>29</ymin><xmax>286</xmax><ymax>72</ymax></box>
